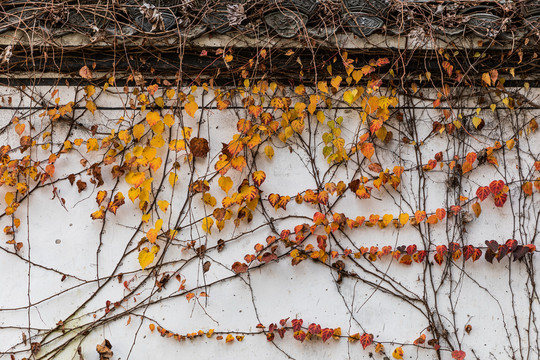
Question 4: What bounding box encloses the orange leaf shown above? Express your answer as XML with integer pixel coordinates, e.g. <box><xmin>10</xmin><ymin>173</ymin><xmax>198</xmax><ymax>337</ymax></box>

<box><xmin>360</xmin><ymin>142</ymin><xmax>374</xmax><ymax>160</ymax></box>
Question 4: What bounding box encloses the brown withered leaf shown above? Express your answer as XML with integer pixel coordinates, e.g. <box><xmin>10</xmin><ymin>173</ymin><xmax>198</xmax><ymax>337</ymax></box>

<box><xmin>190</xmin><ymin>179</ymin><xmax>210</xmax><ymax>193</ymax></box>
<box><xmin>96</xmin><ymin>339</ymin><xmax>113</xmax><ymax>360</ymax></box>
<box><xmin>203</xmin><ymin>261</ymin><xmax>211</xmax><ymax>273</ymax></box>
<box><xmin>31</xmin><ymin>342</ymin><xmax>41</xmax><ymax>354</ymax></box>
<box><xmin>68</xmin><ymin>174</ymin><xmax>76</xmax><ymax>185</ymax></box>
<box><xmin>79</xmin><ymin>65</ymin><xmax>93</xmax><ymax>80</ymax></box>
<box><xmin>232</xmin><ymin>261</ymin><xmax>248</xmax><ymax>273</ymax></box>
<box><xmin>213</xmin><ymin>208</ymin><xmax>226</xmax><ymax>221</ymax></box>
<box><xmin>217</xmin><ymin>239</ymin><xmax>225</xmax><ymax>252</ymax></box>
<box><xmin>190</xmin><ymin>137</ymin><xmax>209</xmax><ymax>158</ymax></box>
<box><xmin>368</xmin><ymin>163</ymin><xmax>383</xmax><ymax>173</ymax></box>
<box><xmin>76</xmin><ymin>180</ymin><xmax>87</xmax><ymax>193</ymax></box>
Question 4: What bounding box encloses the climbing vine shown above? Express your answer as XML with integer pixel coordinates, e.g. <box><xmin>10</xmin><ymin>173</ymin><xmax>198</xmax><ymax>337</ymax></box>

<box><xmin>2</xmin><ymin>39</ymin><xmax>540</xmax><ymax>360</ymax></box>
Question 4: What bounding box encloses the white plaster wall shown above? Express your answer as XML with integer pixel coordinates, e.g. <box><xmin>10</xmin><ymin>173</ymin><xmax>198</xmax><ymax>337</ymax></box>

<box><xmin>0</xmin><ymin>82</ymin><xmax>538</xmax><ymax>360</ymax></box>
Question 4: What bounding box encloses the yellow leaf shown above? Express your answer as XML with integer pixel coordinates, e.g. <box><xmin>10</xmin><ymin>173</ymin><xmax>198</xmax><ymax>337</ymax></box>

<box><xmin>163</xmin><ymin>114</ymin><xmax>175</xmax><ymax>127</ymax></box>
<box><xmin>5</xmin><ymin>192</ymin><xmax>14</xmax><ymax>206</ymax></box>
<box><xmin>155</xmin><ymin>96</ymin><xmax>164</xmax><ymax>108</ymax></box>
<box><xmin>352</xmin><ymin>70</ymin><xmax>362</xmax><ymax>83</ymax></box>
<box><xmin>399</xmin><ymin>213</ymin><xmax>409</xmax><ymax>225</ymax></box>
<box><xmin>392</xmin><ymin>347</ymin><xmax>404</xmax><ymax>359</ymax></box>
<box><xmin>203</xmin><ymin>193</ymin><xmax>217</xmax><ymax>207</ymax></box>
<box><xmin>382</xmin><ymin>214</ymin><xmax>393</xmax><ymax>227</ymax></box>
<box><xmin>166</xmin><ymin>88</ymin><xmax>175</xmax><ymax>99</ymax></box>
<box><xmin>86</xmin><ymin>138</ymin><xmax>99</xmax><ymax>152</ymax></box>
<box><xmin>128</xmin><ymin>187</ymin><xmax>140</xmax><ymax>202</ymax></box>
<box><xmin>316</xmin><ymin>111</ymin><xmax>325</xmax><ymax>124</ymax></box>
<box><xmin>425</xmin><ymin>71</ymin><xmax>431</xmax><ymax>81</ymax></box>
<box><xmin>86</xmin><ymin>100</ymin><xmax>96</xmax><ymax>115</ymax></box>
<box><xmin>185</xmin><ymin>101</ymin><xmax>198</xmax><ymax>117</ymax></box>
<box><xmin>155</xmin><ymin>218</ymin><xmax>163</xmax><ymax>232</ymax></box>
<box><xmin>225</xmin><ymin>334</ymin><xmax>234</xmax><ymax>343</ymax></box>
<box><xmin>472</xmin><ymin>116</ymin><xmax>483</xmax><ymax>129</ymax></box>
<box><xmin>158</xmin><ymin>200</ymin><xmax>169</xmax><ymax>212</ymax></box>
<box><xmin>146</xmin><ymin>111</ymin><xmax>160</xmax><ymax>127</ymax></box>
<box><xmin>169</xmin><ymin>172</ymin><xmax>178</xmax><ymax>187</ymax></box>
<box><xmin>219</xmin><ymin>176</ymin><xmax>233</xmax><ymax>194</ymax></box>
<box><xmin>482</xmin><ymin>72</ymin><xmax>491</xmax><ymax>86</ymax></box>
<box><xmin>152</xmin><ymin>121</ymin><xmax>164</xmax><ymax>135</ymax></box>
<box><xmin>343</xmin><ymin>90</ymin><xmax>356</xmax><ymax>105</ymax></box>
<box><xmin>142</xmin><ymin>213</ymin><xmax>151</xmax><ymax>223</ymax></box>
<box><xmin>294</xmin><ymin>85</ymin><xmax>305</xmax><ymax>95</ymax></box>
<box><xmin>202</xmin><ymin>217</ymin><xmax>214</xmax><ymax>234</ymax></box>
<box><xmin>85</xmin><ymin>85</ymin><xmax>95</xmax><ymax>97</ymax></box>
<box><xmin>331</xmin><ymin>76</ymin><xmax>342</xmax><ymax>90</ymax></box>
<box><xmin>150</xmin><ymin>134</ymin><xmax>165</xmax><ymax>148</ymax></box>
<box><xmin>138</xmin><ymin>245</ymin><xmax>159</xmax><ymax>270</ymax></box>
<box><xmin>490</xmin><ymin>103</ymin><xmax>496</xmax><ymax>112</ymax></box>
<box><xmin>506</xmin><ymin>139</ymin><xmax>515</xmax><ymax>150</ymax></box>
<box><xmin>264</xmin><ymin>145</ymin><xmax>274</xmax><ymax>159</ymax></box>
<box><xmin>126</xmin><ymin>171</ymin><xmax>146</xmax><ymax>188</ymax></box>
<box><xmin>317</xmin><ymin>81</ymin><xmax>329</xmax><ymax>94</ymax></box>
<box><xmin>96</xmin><ymin>190</ymin><xmax>107</xmax><ymax>206</ymax></box>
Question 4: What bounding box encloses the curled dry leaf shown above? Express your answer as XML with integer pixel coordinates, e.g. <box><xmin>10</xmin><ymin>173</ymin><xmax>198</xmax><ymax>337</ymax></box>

<box><xmin>96</xmin><ymin>340</ymin><xmax>113</xmax><ymax>360</ymax></box>
<box><xmin>79</xmin><ymin>65</ymin><xmax>93</xmax><ymax>80</ymax></box>
<box><xmin>190</xmin><ymin>137</ymin><xmax>209</xmax><ymax>158</ymax></box>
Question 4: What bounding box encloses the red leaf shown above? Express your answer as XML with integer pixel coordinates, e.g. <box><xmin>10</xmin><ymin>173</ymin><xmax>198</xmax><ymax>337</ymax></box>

<box><xmin>292</xmin><ymin>319</ymin><xmax>303</xmax><ymax>332</ymax></box>
<box><xmin>452</xmin><ymin>350</ymin><xmax>466</xmax><ymax>360</ymax></box>
<box><xmin>496</xmin><ymin>245</ymin><xmax>508</xmax><ymax>262</ymax></box>
<box><xmin>449</xmin><ymin>205</ymin><xmax>461</xmax><ymax>215</ymax></box>
<box><xmin>489</xmin><ymin>180</ymin><xmax>505</xmax><ymax>194</ymax></box>
<box><xmin>449</xmin><ymin>242</ymin><xmax>460</xmax><ymax>254</ymax></box>
<box><xmin>506</xmin><ymin>239</ymin><xmax>518</xmax><ymax>251</ymax></box>
<box><xmin>321</xmin><ymin>328</ymin><xmax>333</xmax><ymax>342</ymax></box>
<box><xmin>494</xmin><ymin>192</ymin><xmax>507</xmax><ymax>207</ymax></box>
<box><xmin>308</xmin><ymin>323</ymin><xmax>321</xmax><ymax>335</ymax></box>
<box><xmin>360</xmin><ymin>333</ymin><xmax>374</xmax><ymax>349</ymax></box>
<box><xmin>279</xmin><ymin>318</ymin><xmax>289</xmax><ymax>327</ymax></box>
<box><xmin>294</xmin><ymin>330</ymin><xmax>306</xmax><ymax>342</ymax></box>
<box><xmin>463</xmin><ymin>245</ymin><xmax>475</xmax><ymax>261</ymax></box>
<box><xmin>472</xmin><ymin>248</ymin><xmax>482</xmax><ymax>261</ymax></box>
<box><xmin>406</xmin><ymin>244</ymin><xmax>417</xmax><ymax>255</ymax></box>
<box><xmin>476</xmin><ymin>186</ymin><xmax>490</xmax><ymax>201</ymax></box>
<box><xmin>413</xmin><ymin>250</ymin><xmax>426</xmax><ymax>263</ymax></box>
<box><xmin>436</xmin><ymin>245</ymin><xmax>448</xmax><ymax>256</ymax></box>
